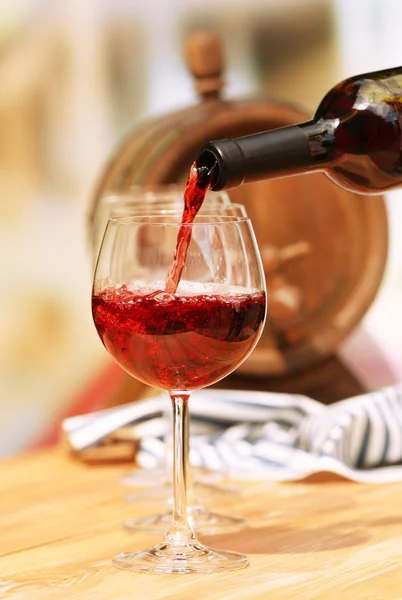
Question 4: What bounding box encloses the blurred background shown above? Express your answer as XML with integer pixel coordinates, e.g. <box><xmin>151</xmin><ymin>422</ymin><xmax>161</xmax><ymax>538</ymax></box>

<box><xmin>1</xmin><ymin>0</ymin><xmax>401</xmax><ymax>456</ymax></box>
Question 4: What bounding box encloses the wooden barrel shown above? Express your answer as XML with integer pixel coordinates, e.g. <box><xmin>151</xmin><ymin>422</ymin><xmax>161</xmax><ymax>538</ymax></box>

<box><xmin>88</xmin><ymin>31</ymin><xmax>388</xmax><ymax>402</ymax></box>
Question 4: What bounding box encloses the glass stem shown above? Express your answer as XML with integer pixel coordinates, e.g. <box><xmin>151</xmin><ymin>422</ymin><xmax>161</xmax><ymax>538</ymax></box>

<box><xmin>164</xmin><ymin>397</ymin><xmax>199</xmax><ymax>508</ymax></box>
<box><xmin>163</xmin><ymin>403</ymin><xmax>173</xmax><ymax>480</ymax></box>
<box><xmin>184</xmin><ymin>404</ymin><xmax>200</xmax><ymax>510</ymax></box>
<box><xmin>164</xmin><ymin>392</ymin><xmax>195</xmax><ymax>543</ymax></box>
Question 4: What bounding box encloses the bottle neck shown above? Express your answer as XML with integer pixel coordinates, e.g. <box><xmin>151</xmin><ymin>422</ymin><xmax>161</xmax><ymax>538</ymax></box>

<box><xmin>197</xmin><ymin>118</ymin><xmax>338</xmax><ymax>190</ymax></box>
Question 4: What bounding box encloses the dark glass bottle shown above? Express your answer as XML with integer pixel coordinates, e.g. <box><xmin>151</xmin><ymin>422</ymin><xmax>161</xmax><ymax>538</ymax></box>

<box><xmin>196</xmin><ymin>66</ymin><xmax>402</xmax><ymax>195</ymax></box>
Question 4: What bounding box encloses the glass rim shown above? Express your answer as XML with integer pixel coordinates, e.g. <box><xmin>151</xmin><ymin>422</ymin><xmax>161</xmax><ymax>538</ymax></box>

<box><xmin>103</xmin><ymin>200</ymin><xmax>247</xmax><ymax>211</ymax></box>
<box><xmin>107</xmin><ymin>214</ymin><xmax>251</xmax><ymax>227</ymax></box>
<box><xmin>101</xmin><ymin>187</ymin><xmax>231</xmax><ymax>204</ymax></box>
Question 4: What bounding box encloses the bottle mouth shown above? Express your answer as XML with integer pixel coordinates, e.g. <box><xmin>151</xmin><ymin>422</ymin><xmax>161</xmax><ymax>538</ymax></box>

<box><xmin>196</xmin><ymin>141</ymin><xmax>245</xmax><ymax>191</ymax></box>
<box><xmin>196</xmin><ymin>149</ymin><xmax>219</xmax><ymax>189</ymax></box>
<box><xmin>196</xmin><ymin>158</ymin><xmax>218</xmax><ymax>190</ymax></box>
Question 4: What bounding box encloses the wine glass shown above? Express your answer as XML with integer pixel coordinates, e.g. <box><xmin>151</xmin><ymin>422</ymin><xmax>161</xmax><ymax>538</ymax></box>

<box><xmin>92</xmin><ymin>215</ymin><xmax>266</xmax><ymax>573</ymax></box>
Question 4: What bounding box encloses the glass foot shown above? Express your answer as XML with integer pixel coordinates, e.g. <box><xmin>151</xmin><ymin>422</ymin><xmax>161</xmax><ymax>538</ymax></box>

<box><xmin>124</xmin><ymin>508</ymin><xmax>248</xmax><ymax>536</ymax></box>
<box><xmin>120</xmin><ymin>466</ymin><xmax>224</xmax><ymax>488</ymax></box>
<box><xmin>125</xmin><ymin>482</ymin><xmax>172</xmax><ymax>505</ymax></box>
<box><xmin>120</xmin><ymin>466</ymin><xmax>166</xmax><ymax>488</ymax></box>
<box><xmin>113</xmin><ymin>542</ymin><xmax>248</xmax><ymax>574</ymax></box>
<box><xmin>125</xmin><ymin>481</ymin><xmax>239</xmax><ymax>506</ymax></box>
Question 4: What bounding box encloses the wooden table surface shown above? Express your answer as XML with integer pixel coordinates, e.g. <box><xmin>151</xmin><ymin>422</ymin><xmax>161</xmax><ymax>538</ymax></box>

<box><xmin>2</xmin><ymin>450</ymin><xmax>402</xmax><ymax>599</ymax></box>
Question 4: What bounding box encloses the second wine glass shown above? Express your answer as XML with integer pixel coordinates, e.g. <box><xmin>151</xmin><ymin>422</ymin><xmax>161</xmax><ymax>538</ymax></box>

<box><xmin>92</xmin><ymin>190</ymin><xmax>250</xmax><ymax>535</ymax></box>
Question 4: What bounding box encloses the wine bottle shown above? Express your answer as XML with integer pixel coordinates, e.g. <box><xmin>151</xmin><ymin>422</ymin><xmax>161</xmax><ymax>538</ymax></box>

<box><xmin>196</xmin><ymin>66</ymin><xmax>402</xmax><ymax>195</ymax></box>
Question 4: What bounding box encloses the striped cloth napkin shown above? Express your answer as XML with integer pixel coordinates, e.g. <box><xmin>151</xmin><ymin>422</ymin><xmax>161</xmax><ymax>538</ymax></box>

<box><xmin>62</xmin><ymin>384</ymin><xmax>402</xmax><ymax>483</ymax></box>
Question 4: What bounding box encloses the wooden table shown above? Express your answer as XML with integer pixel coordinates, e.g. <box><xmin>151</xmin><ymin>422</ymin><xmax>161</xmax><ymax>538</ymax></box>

<box><xmin>2</xmin><ymin>450</ymin><xmax>402</xmax><ymax>599</ymax></box>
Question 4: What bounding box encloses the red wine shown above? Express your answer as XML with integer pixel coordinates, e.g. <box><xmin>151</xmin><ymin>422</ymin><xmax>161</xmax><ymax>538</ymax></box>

<box><xmin>196</xmin><ymin>66</ymin><xmax>402</xmax><ymax>195</ymax></box>
<box><xmin>165</xmin><ymin>163</ymin><xmax>210</xmax><ymax>294</ymax></box>
<box><xmin>92</xmin><ymin>285</ymin><xmax>266</xmax><ymax>390</ymax></box>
